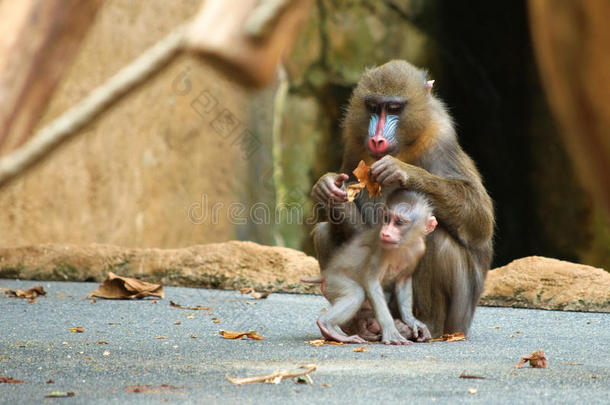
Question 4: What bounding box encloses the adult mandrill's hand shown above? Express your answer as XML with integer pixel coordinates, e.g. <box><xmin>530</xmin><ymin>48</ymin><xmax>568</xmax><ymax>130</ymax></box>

<box><xmin>370</xmin><ymin>155</ymin><xmax>410</xmax><ymax>188</ymax></box>
<box><xmin>311</xmin><ymin>172</ymin><xmax>349</xmax><ymax>205</ymax></box>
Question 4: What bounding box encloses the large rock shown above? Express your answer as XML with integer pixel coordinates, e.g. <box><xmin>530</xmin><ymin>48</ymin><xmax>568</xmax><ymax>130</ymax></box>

<box><xmin>480</xmin><ymin>256</ymin><xmax>610</xmax><ymax>312</ymax></box>
<box><xmin>0</xmin><ymin>242</ymin><xmax>319</xmax><ymax>294</ymax></box>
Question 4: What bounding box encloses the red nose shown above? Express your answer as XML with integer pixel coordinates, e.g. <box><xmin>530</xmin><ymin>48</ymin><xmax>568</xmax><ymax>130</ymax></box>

<box><xmin>369</xmin><ymin>136</ymin><xmax>388</xmax><ymax>154</ymax></box>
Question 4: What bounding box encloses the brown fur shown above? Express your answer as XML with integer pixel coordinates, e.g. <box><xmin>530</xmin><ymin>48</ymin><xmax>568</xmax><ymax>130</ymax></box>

<box><xmin>313</xmin><ymin>60</ymin><xmax>494</xmax><ymax>337</ymax></box>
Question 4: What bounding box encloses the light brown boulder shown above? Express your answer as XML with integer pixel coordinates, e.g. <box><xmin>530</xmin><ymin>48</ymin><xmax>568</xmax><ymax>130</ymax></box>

<box><xmin>480</xmin><ymin>256</ymin><xmax>610</xmax><ymax>312</ymax></box>
<box><xmin>0</xmin><ymin>242</ymin><xmax>320</xmax><ymax>294</ymax></box>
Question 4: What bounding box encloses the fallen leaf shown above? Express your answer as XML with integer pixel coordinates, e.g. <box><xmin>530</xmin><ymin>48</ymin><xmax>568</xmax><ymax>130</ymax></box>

<box><xmin>226</xmin><ymin>364</ymin><xmax>317</xmax><ymax>385</ymax></box>
<box><xmin>69</xmin><ymin>327</ymin><xmax>85</xmax><ymax>333</ymax></box>
<box><xmin>239</xmin><ymin>288</ymin><xmax>270</xmax><ymax>300</ymax></box>
<box><xmin>468</xmin><ymin>388</ymin><xmax>477</xmax><ymax>395</ymax></box>
<box><xmin>321</xmin><ymin>383</ymin><xmax>331</xmax><ymax>388</ymax></box>
<box><xmin>190</xmin><ymin>334</ymin><xmax>198</xmax><ymax>339</ymax></box>
<box><xmin>425</xmin><ymin>355</ymin><xmax>436</xmax><ymax>359</ymax></box>
<box><xmin>125</xmin><ymin>384</ymin><xmax>188</xmax><ymax>394</ymax></box>
<box><xmin>89</xmin><ymin>272</ymin><xmax>163</xmax><ymax>299</ymax></box>
<box><xmin>97</xmin><ymin>341</ymin><xmax>108</xmax><ymax>345</ymax></box>
<box><xmin>353</xmin><ymin>346</ymin><xmax>367</xmax><ymax>352</ymax></box>
<box><xmin>103</xmin><ymin>350</ymin><xmax>110</xmax><ymax>356</ymax></box>
<box><xmin>46</xmin><ymin>380</ymin><xmax>55</xmax><ymax>384</ymax></box>
<box><xmin>169</xmin><ymin>301</ymin><xmax>213</xmax><ymax>310</ymax></box>
<box><xmin>514</xmin><ymin>350</ymin><xmax>547</xmax><ymax>369</ymax></box>
<box><xmin>0</xmin><ymin>376</ymin><xmax>24</xmax><ymax>384</ymax></box>
<box><xmin>4</xmin><ymin>286</ymin><xmax>46</xmax><ymax>299</ymax></box>
<box><xmin>173</xmin><ymin>321</ymin><xmax>182</xmax><ymax>325</ymax></box>
<box><xmin>295</xmin><ymin>375</ymin><xmax>313</xmax><ymax>385</ymax></box>
<box><xmin>459</xmin><ymin>373</ymin><xmax>486</xmax><ymax>379</ymax></box>
<box><xmin>219</xmin><ymin>330</ymin><xmax>264</xmax><ymax>340</ymax></box>
<box><xmin>307</xmin><ymin>339</ymin><xmax>344</xmax><ymax>347</ymax></box>
<box><xmin>429</xmin><ymin>332</ymin><xmax>466</xmax><ymax>342</ymax></box>
<box><xmin>45</xmin><ymin>392</ymin><xmax>75</xmax><ymax>398</ymax></box>
<box><xmin>156</xmin><ymin>336</ymin><xmax>166</xmax><ymax>340</ymax></box>
<box><xmin>212</xmin><ymin>318</ymin><xmax>220</xmax><ymax>323</ymax></box>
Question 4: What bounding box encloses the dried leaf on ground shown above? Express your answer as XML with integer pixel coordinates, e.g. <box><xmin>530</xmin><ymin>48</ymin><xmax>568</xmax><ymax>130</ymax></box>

<box><xmin>468</xmin><ymin>388</ymin><xmax>478</xmax><ymax>395</ymax></box>
<box><xmin>239</xmin><ymin>287</ymin><xmax>270</xmax><ymax>299</ymax></box>
<box><xmin>3</xmin><ymin>286</ymin><xmax>46</xmax><ymax>299</ymax></box>
<box><xmin>89</xmin><ymin>272</ymin><xmax>163</xmax><ymax>299</ymax></box>
<box><xmin>226</xmin><ymin>364</ymin><xmax>317</xmax><ymax>385</ymax></box>
<box><xmin>429</xmin><ymin>332</ymin><xmax>467</xmax><ymax>342</ymax></box>
<box><xmin>45</xmin><ymin>392</ymin><xmax>75</xmax><ymax>398</ymax></box>
<box><xmin>69</xmin><ymin>327</ymin><xmax>85</xmax><ymax>333</ymax></box>
<box><xmin>353</xmin><ymin>346</ymin><xmax>368</xmax><ymax>352</ymax></box>
<box><xmin>514</xmin><ymin>350</ymin><xmax>547</xmax><ymax>369</ymax></box>
<box><xmin>220</xmin><ymin>330</ymin><xmax>264</xmax><ymax>340</ymax></box>
<box><xmin>169</xmin><ymin>301</ymin><xmax>213</xmax><ymax>310</ymax></box>
<box><xmin>459</xmin><ymin>373</ymin><xmax>486</xmax><ymax>379</ymax></box>
<box><xmin>125</xmin><ymin>384</ymin><xmax>188</xmax><ymax>393</ymax></box>
<box><xmin>307</xmin><ymin>339</ymin><xmax>344</xmax><ymax>347</ymax></box>
<box><xmin>0</xmin><ymin>376</ymin><xmax>24</xmax><ymax>384</ymax></box>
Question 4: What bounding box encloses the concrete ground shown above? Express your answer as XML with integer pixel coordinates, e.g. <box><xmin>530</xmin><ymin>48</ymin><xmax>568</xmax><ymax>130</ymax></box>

<box><xmin>0</xmin><ymin>279</ymin><xmax>608</xmax><ymax>404</ymax></box>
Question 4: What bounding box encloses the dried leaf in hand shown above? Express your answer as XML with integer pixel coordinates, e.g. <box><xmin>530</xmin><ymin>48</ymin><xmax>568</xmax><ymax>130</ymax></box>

<box><xmin>89</xmin><ymin>272</ymin><xmax>163</xmax><ymax>299</ymax></box>
<box><xmin>226</xmin><ymin>364</ymin><xmax>317</xmax><ymax>385</ymax></box>
<box><xmin>239</xmin><ymin>287</ymin><xmax>270</xmax><ymax>299</ymax></box>
<box><xmin>4</xmin><ymin>286</ymin><xmax>46</xmax><ymax>299</ymax></box>
<box><xmin>346</xmin><ymin>182</ymin><xmax>366</xmax><ymax>202</ymax></box>
<box><xmin>0</xmin><ymin>376</ymin><xmax>24</xmax><ymax>384</ymax></box>
<box><xmin>169</xmin><ymin>301</ymin><xmax>213</xmax><ymax>310</ymax></box>
<box><xmin>353</xmin><ymin>346</ymin><xmax>367</xmax><ymax>352</ymax></box>
<box><xmin>352</xmin><ymin>160</ymin><xmax>382</xmax><ymax>198</ymax></box>
<box><xmin>220</xmin><ymin>330</ymin><xmax>264</xmax><ymax>340</ymax></box>
<box><xmin>307</xmin><ymin>339</ymin><xmax>344</xmax><ymax>347</ymax></box>
<box><xmin>429</xmin><ymin>332</ymin><xmax>466</xmax><ymax>342</ymax></box>
<box><xmin>352</xmin><ymin>160</ymin><xmax>370</xmax><ymax>183</ymax></box>
<box><xmin>69</xmin><ymin>327</ymin><xmax>85</xmax><ymax>333</ymax></box>
<box><xmin>514</xmin><ymin>350</ymin><xmax>547</xmax><ymax>369</ymax></box>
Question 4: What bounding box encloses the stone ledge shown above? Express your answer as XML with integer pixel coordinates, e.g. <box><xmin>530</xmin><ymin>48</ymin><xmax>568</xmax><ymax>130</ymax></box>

<box><xmin>481</xmin><ymin>256</ymin><xmax>610</xmax><ymax>312</ymax></box>
<box><xmin>0</xmin><ymin>242</ymin><xmax>320</xmax><ymax>294</ymax></box>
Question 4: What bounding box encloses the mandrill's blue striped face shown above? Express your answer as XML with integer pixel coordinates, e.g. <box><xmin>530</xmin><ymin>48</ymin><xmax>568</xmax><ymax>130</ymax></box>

<box><xmin>368</xmin><ymin>113</ymin><xmax>400</xmax><ymax>146</ymax></box>
<box><xmin>364</xmin><ymin>96</ymin><xmax>406</xmax><ymax>159</ymax></box>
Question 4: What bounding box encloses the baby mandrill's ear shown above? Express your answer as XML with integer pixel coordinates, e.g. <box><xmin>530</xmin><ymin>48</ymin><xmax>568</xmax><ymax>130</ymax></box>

<box><xmin>425</xmin><ymin>215</ymin><xmax>437</xmax><ymax>234</ymax></box>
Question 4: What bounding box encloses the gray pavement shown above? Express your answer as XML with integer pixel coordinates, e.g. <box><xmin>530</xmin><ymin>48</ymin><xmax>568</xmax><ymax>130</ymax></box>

<box><xmin>0</xmin><ymin>279</ymin><xmax>608</xmax><ymax>404</ymax></box>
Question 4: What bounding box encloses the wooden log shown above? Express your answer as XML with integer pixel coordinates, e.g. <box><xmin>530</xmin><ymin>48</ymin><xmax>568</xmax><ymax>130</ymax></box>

<box><xmin>528</xmin><ymin>0</ymin><xmax>610</xmax><ymax>213</ymax></box>
<box><xmin>0</xmin><ymin>0</ymin><xmax>105</xmax><ymax>154</ymax></box>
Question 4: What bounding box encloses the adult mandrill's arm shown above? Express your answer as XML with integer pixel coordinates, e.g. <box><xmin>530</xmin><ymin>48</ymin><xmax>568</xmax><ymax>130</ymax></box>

<box><xmin>371</xmin><ymin>154</ymin><xmax>494</xmax><ymax>249</ymax></box>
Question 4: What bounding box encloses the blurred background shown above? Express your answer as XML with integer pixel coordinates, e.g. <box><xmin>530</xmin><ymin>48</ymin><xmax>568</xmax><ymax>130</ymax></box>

<box><xmin>0</xmin><ymin>0</ymin><xmax>608</xmax><ymax>270</ymax></box>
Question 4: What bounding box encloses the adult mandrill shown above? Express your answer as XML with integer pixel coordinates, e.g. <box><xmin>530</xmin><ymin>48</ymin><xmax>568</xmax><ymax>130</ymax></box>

<box><xmin>311</xmin><ymin>60</ymin><xmax>494</xmax><ymax>338</ymax></box>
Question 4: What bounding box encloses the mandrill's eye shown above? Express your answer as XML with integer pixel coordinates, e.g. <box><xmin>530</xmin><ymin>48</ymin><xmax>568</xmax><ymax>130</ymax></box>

<box><xmin>386</xmin><ymin>102</ymin><xmax>405</xmax><ymax>115</ymax></box>
<box><xmin>365</xmin><ymin>100</ymin><xmax>378</xmax><ymax>113</ymax></box>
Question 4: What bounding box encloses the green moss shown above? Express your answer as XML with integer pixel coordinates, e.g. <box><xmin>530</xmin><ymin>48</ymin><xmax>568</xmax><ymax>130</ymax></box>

<box><xmin>0</xmin><ymin>265</ymin><xmax>24</xmax><ymax>278</ymax></box>
<box><xmin>51</xmin><ymin>263</ymin><xmax>80</xmax><ymax>280</ymax></box>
